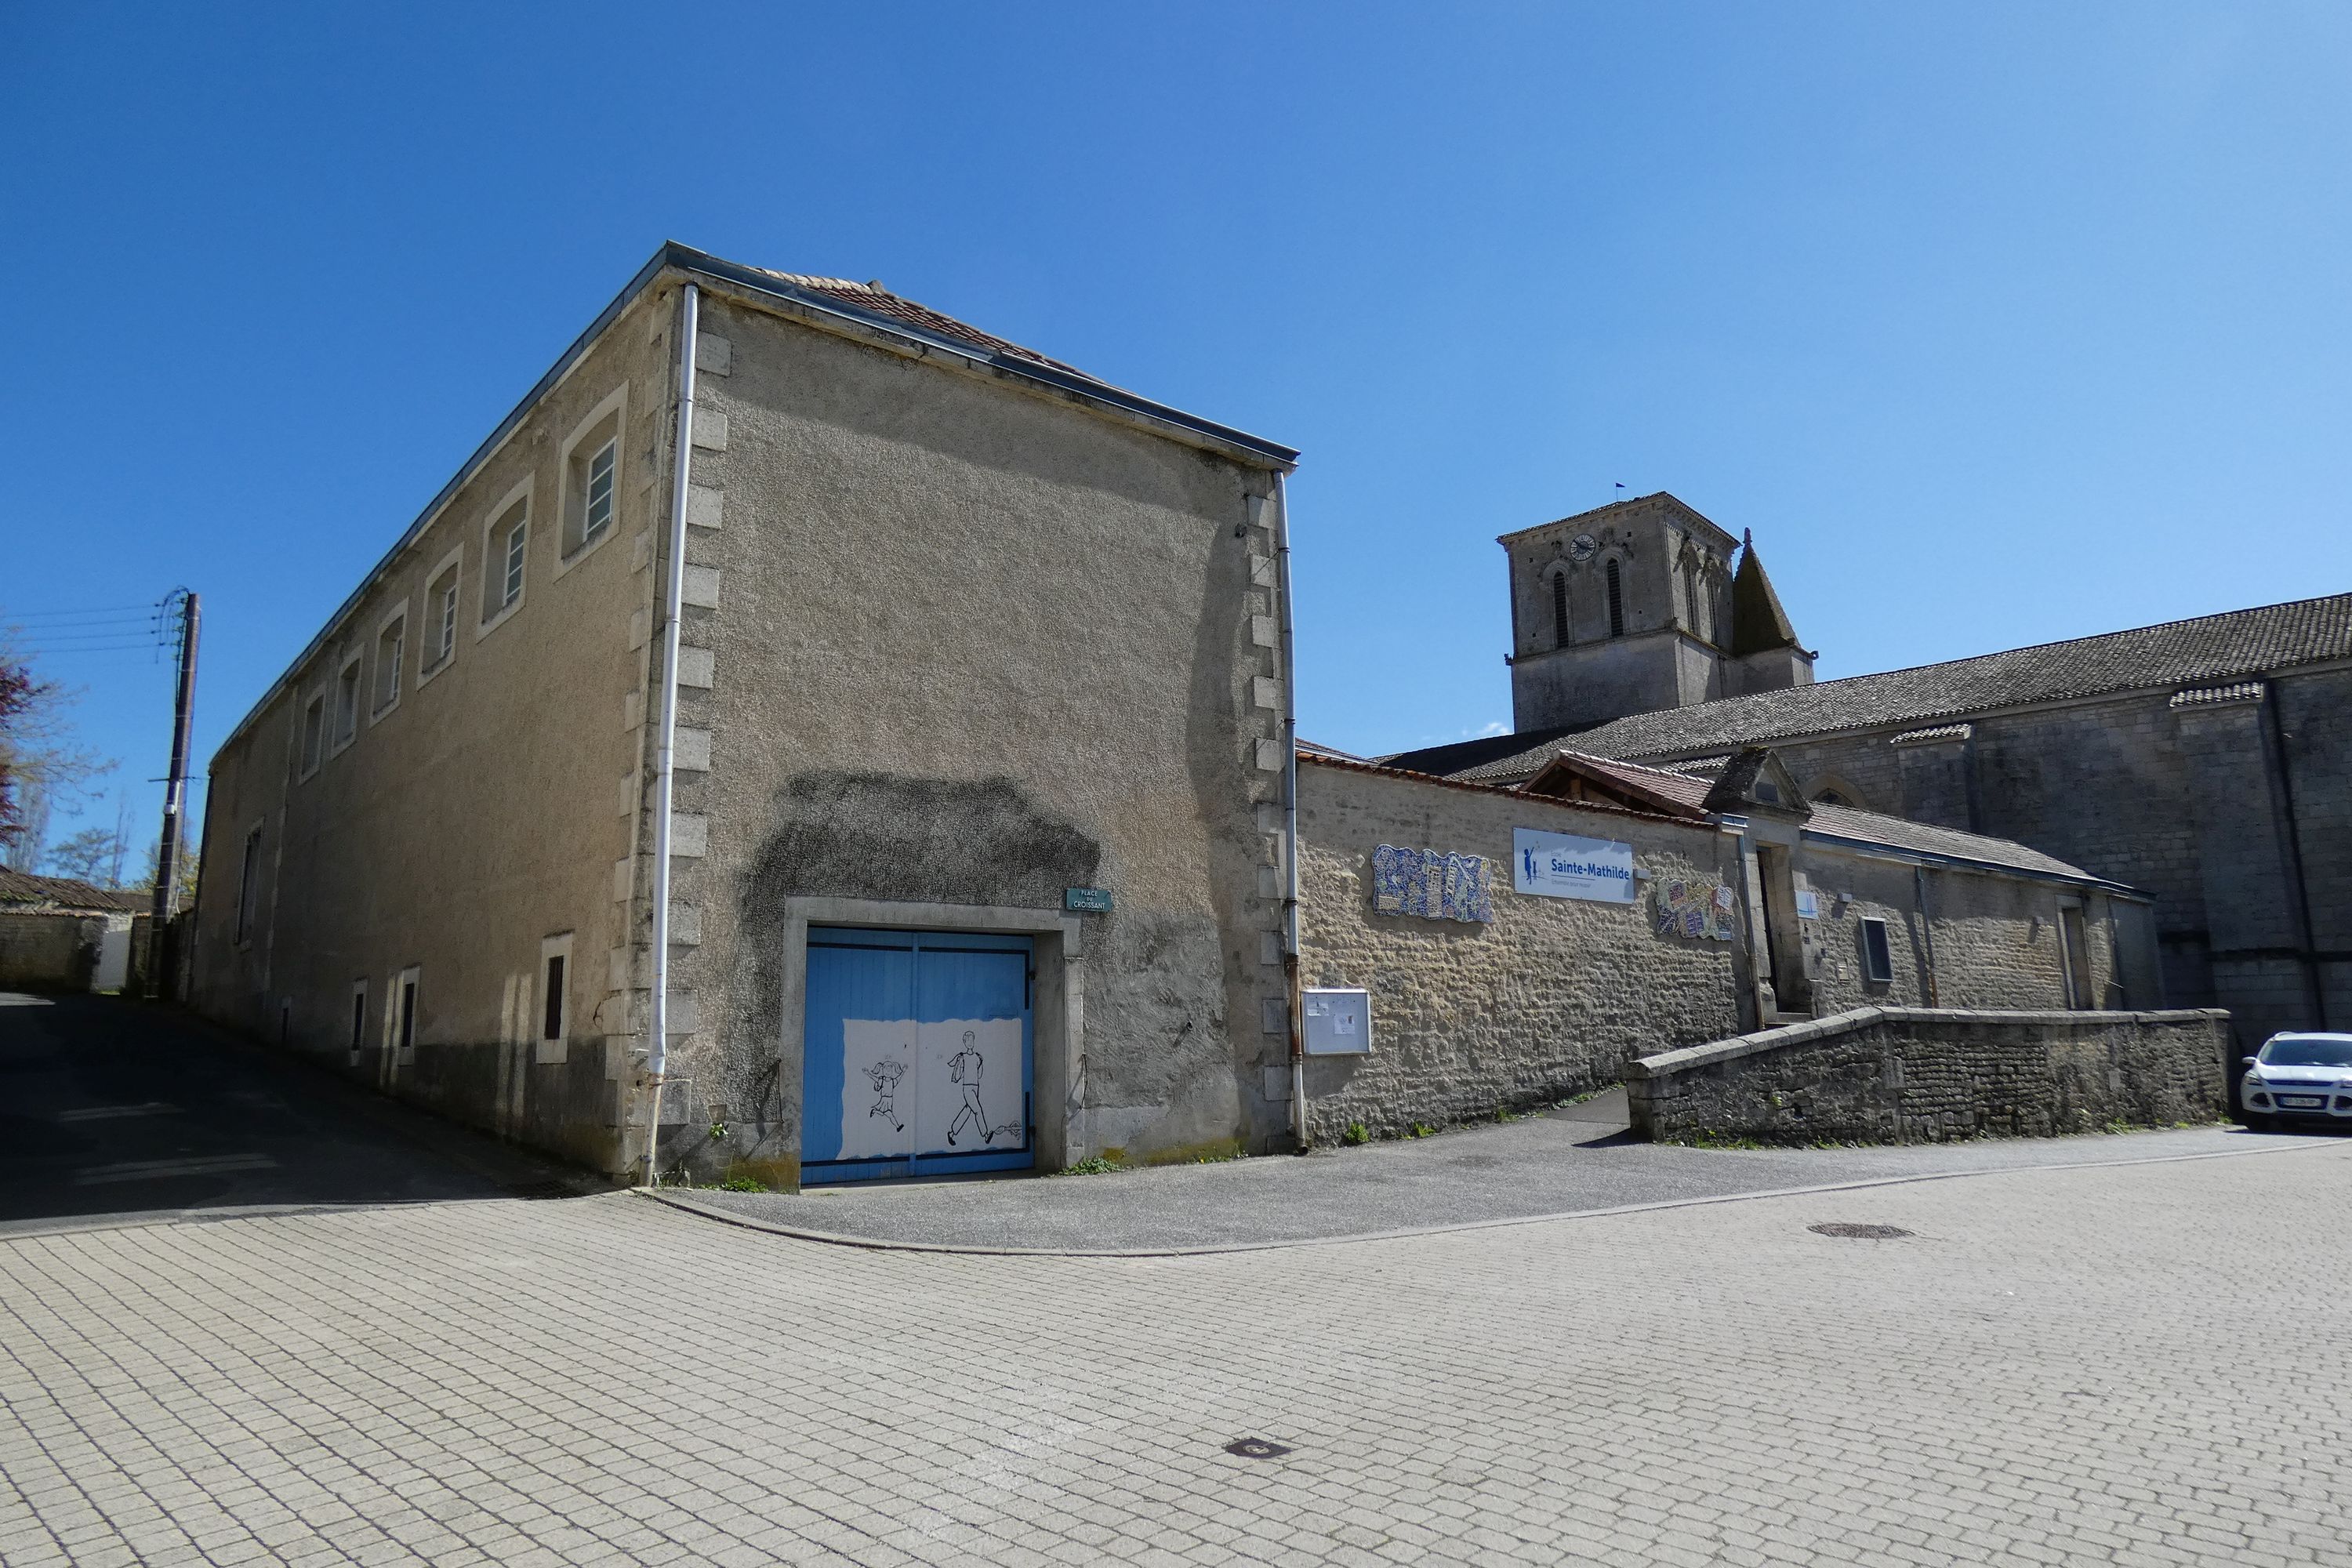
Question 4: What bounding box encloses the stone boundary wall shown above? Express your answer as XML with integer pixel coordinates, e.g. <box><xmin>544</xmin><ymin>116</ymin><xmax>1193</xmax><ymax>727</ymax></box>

<box><xmin>1626</xmin><ymin>1006</ymin><xmax>2229</xmax><ymax>1145</ymax></box>
<box><xmin>0</xmin><ymin>913</ymin><xmax>99</xmax><ymax>992</ymax></box>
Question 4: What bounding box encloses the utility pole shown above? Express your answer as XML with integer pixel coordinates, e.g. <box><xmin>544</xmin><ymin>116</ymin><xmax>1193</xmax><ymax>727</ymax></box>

<box><xmin>147</xmin><ymin>590</ymin><xmax>199</xmax><ymax>1000</ymax></box>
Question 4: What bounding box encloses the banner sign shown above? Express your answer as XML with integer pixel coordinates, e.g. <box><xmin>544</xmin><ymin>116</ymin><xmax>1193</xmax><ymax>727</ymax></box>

<box><xmin>1513</xmin><ymin>829</ymin><xmax>1636</xmax><ymax>904</ymax></box>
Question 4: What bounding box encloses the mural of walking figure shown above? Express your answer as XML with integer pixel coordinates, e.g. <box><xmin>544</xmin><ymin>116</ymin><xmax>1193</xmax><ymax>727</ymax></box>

<box><xmin>945</xmin><ymin>1029</ymin><xmax>1018</xmax><ymax>1145</ymax></box>
<box><xmin>863</xmin><ymin>1058</ymin><xmax>906</xmax><ymax>1133</ymax></box>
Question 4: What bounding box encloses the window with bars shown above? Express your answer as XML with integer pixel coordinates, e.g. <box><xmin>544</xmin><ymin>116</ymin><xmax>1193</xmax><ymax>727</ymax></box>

<box><xmin>1606</xmin><ymin>558</ymin><xmax>1625</xmax><ymax>638</ymax></box>
<box><xmin>1551</xmin><ymin>572</ymin><xmax>1569</xmax><ymax>650</ymax></box>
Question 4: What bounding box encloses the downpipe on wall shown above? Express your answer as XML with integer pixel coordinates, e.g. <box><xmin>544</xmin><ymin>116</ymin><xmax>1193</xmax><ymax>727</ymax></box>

<box><xmin>644</xmin><ymin>279</ymin><xmax>700</xmax><ymax>1185</ymax></box>
<box><xmin>1274</xmin><ymin>476</ymin><xmax>1308</xmax><ymax>1148</ymax></box>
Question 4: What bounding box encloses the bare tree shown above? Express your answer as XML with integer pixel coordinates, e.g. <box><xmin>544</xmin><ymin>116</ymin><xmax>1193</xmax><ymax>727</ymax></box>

<box><xmin>0</xmin><ymin>630</ymin><xmax>117</xmax><ymax>871</ymax></box>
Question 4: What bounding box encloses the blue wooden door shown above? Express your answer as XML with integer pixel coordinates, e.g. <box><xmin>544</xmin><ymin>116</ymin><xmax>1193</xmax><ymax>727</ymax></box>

<box><xmin>801</xmin><ymin>927</ymin><xmax>1033</xmax><ymax>1184</ymax></box>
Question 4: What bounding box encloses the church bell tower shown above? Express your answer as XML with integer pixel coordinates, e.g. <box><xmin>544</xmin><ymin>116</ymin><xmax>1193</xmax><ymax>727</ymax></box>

<box><xmin>1501</xmin><ymin>492</ymin><xmax>1813</xmax><ymax>732</ymax></box>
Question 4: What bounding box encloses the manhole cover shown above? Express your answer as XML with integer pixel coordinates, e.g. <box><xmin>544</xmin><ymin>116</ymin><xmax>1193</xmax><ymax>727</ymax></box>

<box><xmin>1808</xmin><ymin>1222</ymin><xmax>1913</xmax><ymax>1240</ymax></box>
<box><xmin>1225</xmin><ymin>1437</ymin><xmax>1292</xmax><ymax>1460</ymax></box>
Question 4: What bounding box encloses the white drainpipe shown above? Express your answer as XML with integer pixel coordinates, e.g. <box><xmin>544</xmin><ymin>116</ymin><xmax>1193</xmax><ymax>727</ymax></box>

<box><xmin>1274</xmin><ymin>475</ymin><xmax>1307</xmax><ymax>1146</ymax></box>
<box><xmin>644</xmin><ymin>280</ymin><xmax>699</xmax><ymax>1185</ymax></box>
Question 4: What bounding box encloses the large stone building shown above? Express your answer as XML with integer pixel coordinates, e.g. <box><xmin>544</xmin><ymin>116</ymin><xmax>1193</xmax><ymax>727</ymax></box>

<box><xmin>191</xmin><ymin>244</ymin><xmax>1304</xmax><ymax>1181</ymax></box>
<box><xmin>1390</xmin><ymin>492</ymin><xmax>2352</xmax><ymax>1054</ymax></box>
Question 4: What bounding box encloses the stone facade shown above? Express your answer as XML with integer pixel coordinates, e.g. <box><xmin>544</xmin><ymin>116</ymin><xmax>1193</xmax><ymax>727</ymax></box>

<box><xmin>1294</xmin><ymin>755</ymin><xmax>2158</xmax><ymax>1142</ymax></box>
<box><xmin>1295</xmin><ymin>760</ymin><xmax>1745</xmax><ymax>1138</ymax></box>
<box><xmin>1626</xmin><ymin>1006</ymin><xmax>2230</xmax><ymax>1144</ymax></box>
<box><xmin>1743</xmin><ymin>667</ymin><xmax>2349</xmax><ymax>1054</ymax></box>
<box><xmin>190</xmin><ymin>247</ymin><xmax>1299</xmax><ymax>1181</ymax></box>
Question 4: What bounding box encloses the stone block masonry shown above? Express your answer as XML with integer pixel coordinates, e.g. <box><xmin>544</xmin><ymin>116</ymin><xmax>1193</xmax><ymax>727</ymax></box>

<box><xmin>1627</xmin><ymin>1005</ymin><xmax>2229</xmax><ymax>1145</ymax></box>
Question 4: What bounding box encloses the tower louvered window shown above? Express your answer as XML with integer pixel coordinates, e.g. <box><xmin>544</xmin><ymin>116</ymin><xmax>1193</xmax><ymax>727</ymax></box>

<box><xmin>1606</xmin><ymin>558</ymin><xmax>1624</xmax><ymax>638</ymax></box>
<box><xmin>1551</xmin><ymin>572</ymin><xmax>1569</xmax><ymax>650</ymax></box>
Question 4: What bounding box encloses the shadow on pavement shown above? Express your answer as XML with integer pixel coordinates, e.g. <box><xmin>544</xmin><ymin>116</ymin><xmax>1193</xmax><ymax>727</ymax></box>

<box><xmin>0</xmin><ymin>992</ymin><xmax>607</xmax><ymax>1236</ymax></box>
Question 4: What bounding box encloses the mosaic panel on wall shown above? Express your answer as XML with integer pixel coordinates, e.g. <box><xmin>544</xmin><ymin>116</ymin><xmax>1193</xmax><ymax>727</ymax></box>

<box><xmin>1656</xmin><ymin>877</ymin><xmax>1739</xmax><ymax>942</ymax></box>
<box><xmin>1370</xmin><ymin>845</ymin><xmax>1494</xmax><ymax>924</ymax></box>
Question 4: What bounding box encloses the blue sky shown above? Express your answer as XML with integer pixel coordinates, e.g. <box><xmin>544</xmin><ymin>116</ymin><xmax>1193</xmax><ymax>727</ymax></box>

<box><xmin>4</xmin><ymin>2</ymin><xmax>2348</xmax><ymax>869</ymax></box>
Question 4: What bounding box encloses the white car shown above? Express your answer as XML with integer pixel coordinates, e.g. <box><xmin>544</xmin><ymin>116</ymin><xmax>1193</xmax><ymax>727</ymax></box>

<box><xmin>2240</xmin><ymin>1033</ymin><xmax>2352</xmax><ymax>1129</ymax></box>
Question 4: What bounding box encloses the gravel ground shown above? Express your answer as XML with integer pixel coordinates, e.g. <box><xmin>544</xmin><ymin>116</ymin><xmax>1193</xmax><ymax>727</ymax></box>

<box><xmin>661</xmin><ymin>1094</ymin><xmax>2333</xmax><ymax>1252</ymax></box>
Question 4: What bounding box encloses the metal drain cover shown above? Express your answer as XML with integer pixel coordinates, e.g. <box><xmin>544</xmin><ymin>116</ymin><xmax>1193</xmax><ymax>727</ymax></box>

<box><xmin>1225</xmin><ymin>1437</ymin><xmax>1292</xmax><ymax>1459</ymax></box>
<box><xmin>1809</xmin><ymin>1221</ymin><xmax>1913</xmax><ymax>1240</ymax></box>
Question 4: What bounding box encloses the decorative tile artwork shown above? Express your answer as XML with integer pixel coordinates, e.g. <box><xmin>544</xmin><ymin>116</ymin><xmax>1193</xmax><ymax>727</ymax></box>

<box><xmin>1656</xmin><ymin>877</ymin><xmax>1738</xmax><ymax>942</ymax></box>
<box><xmin>1372</xmin><ymin>845</ymin><xmax>1494</xmax><ymax>924</ymax></box>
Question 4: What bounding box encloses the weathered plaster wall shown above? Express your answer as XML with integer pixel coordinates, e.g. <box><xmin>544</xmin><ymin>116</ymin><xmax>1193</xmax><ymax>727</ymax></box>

<box><xmin>1626</xmin><ymin>1006</ymin><xmax>2229</xmax><ymax>1144</ymax></box>
<box><xmin>191</xmin><ymin>286</ymin><xmax>674</xmax><ymax>1173</ymax></box>
<box><xmin>1295</xmin><ymin>760</ymin><xmax>1747</xmax><ymax>1138</ymax></box>
<box><xmin>661</xmin><ymin>294</ymin><xmax>1287</xmax><ymax>1180</ymax></box>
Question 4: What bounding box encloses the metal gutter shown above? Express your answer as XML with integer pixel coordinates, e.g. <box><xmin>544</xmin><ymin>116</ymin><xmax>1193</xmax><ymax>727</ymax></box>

<box><xmin>1273</xmin><ymin>477</ymin><xmax>1305</xmax><ymax>1148</ymax></box>
<box><xmin>643</xmin><ymin>281</ymin><xmax>699</xmax><ymax>1185</ymax></box>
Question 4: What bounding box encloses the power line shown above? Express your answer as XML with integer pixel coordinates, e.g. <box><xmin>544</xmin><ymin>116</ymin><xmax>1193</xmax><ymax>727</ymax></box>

<box><xmin>0</xmin><ymin>603</ymin><xmax>169</xmax><ymax>621</ymax></box>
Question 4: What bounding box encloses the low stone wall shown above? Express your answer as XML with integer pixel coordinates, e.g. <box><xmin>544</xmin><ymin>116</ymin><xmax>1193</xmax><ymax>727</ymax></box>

<box><xmin>0</xmin><ymin>913</ymin><xmax>99</xmax><ymax>992</ymax></box>
<box><xmin>1625</xmin><ymin>1006</ymin><xmax>2230</xmax><ymax>1145</ymax></box>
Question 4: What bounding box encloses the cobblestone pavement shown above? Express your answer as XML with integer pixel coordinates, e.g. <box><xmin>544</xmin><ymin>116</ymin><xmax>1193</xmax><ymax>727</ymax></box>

<box><xmin>5</xmin><ymin>1142</ymin><xmax>2349</xmax><ymax>1567</ymax></box>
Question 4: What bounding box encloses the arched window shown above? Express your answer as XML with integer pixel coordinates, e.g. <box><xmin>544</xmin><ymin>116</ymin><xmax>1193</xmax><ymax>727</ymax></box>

<box><xmin>1605</xmin><ymin>558</ymin><xmax>1625</xmax><ymax>638</ymax></box>
<box><xmin>1813</xmin><ymin>789</ymin><xmax>1852</xmax><ymax>808</ymax></box>
<box><xmin>1551</xmin><ymin>571</ymin><xmax>1569</xmax><ymax>650</ymax></box>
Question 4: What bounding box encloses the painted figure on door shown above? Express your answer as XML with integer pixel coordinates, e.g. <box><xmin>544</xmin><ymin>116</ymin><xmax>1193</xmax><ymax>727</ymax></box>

<box><xmin>946</xmin><ymin>1029</ymin><xmax>1014</xmax><ymax>1145</ymax></box>
<box><xmin>863</xmin><ymin>1057</ymin><xmax>906</xmax><ymax>1133</ymax></box>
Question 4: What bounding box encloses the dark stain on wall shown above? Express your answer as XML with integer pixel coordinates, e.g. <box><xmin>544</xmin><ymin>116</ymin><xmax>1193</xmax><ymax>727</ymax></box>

<box><xmin>721</xmin><ymin>771</ymin><xmax>1102</xmax><ymax>1116</ymax></box>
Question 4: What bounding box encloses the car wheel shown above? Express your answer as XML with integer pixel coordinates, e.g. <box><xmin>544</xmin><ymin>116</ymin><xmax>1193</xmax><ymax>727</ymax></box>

<box><xmin>2242</xmin><ymin>1112</ymin><xmax>2277</xmax><ymax>1134</ymax></box>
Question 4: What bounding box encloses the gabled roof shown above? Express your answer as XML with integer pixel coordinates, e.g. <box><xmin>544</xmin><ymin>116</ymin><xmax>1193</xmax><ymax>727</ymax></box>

<box><xmin>1533</xmin><ymin>752</ymin><xmax>2118</xmax><ymax>884</ymax></box>
<box><xmin>0</xmin><ymin>867</ymin><xmax>143</xmax><ymax>914</ymax></box>
<box><xmin>1420</xmin><ymin>590</ymin><xmax>2352</xmax><ymax>771</ymax></box>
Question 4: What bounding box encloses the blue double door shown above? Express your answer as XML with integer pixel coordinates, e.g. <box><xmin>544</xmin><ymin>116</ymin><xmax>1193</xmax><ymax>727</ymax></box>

<box><xmin>801</xmin><ymin>927</ymin><xmax>1035</xmax><ymax>1184</ymax></box>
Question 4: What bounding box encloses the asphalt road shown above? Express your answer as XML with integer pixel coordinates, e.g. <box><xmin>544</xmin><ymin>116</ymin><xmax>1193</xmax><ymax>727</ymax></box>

<box><xmin>0</xmin><ymin>992</ymin><xmax>601</xmax><ymax>1236</ymax></box>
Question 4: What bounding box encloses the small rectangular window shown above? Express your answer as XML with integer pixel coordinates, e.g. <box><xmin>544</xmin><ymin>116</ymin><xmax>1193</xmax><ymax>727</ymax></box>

<box><xmin>332</xmin><ymin>656</ymin><xmax>361</xmax><ymax>748</ymax></box>
<box><xmin>536</xmin><ymin>931</ymin><xmax>574</xmax><ymax>1063</ymax></box>
<box><xmin>235</xmin><ymin>826</ymin><xmax>263</xmax><ymax>942</ymax></box>
<box><xmin>585</xmin><ymin>441</ymin><xmax>615</xmax><ymax>537</ymax></box>
<box><xmin>420</xmin><ymin>559</ymin><xmax>460</xmax><ymax>676</ymax></box>
<box><xmin>503</xmin><ymin>521</ymin><xmax>526</xmax><ymax>604</ymax></box>
<box><xmin>542</xmin><ymin>953</ymin><xmax>566</xmax><ymax>1040</ymax></box>
<box><xmin>1859</xmin><ymin>916</ymin><xmax>1894</xmax><ymax>985</ymax></box>
<box><xmin>348</xmin><ymin>980</ymin><xmax>368</xmax><ymax>1061</ymax></box>
<box><xmin>484</xmin><ymin>498</ymin><xmax>528</xmax><ymax>624</ymax></box>
<box><xmin>562</xmin><ymin>404</ymin><xmax>623</xmax><ymax>557</ymax></box>
<box><xmin>299</xmin><ymin>693</ymin><xmax>325</xmax><ymax>776</ymax></box>
<box><xmin>373</xmin><ymin>614</ymin><xmax>405</xmax><ymax>713</ymax></box>
<box><xmin>395</xmin><ymin>967</ymin><xmax>420</xmax><ymax>1062</ymax></box>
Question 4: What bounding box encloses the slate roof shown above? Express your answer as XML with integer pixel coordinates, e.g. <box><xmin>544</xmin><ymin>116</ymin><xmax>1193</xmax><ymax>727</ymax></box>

<box><xmin>1559</xmin><ymin>754</ymin><xmax>2117</xmax><ymax>884</ymax></box>
<box><xmin>733</xmin><ymin>270</ymin><xmax>1094</xmax><ymax>378</ymax></box>
<box><xmin>0</xmin><ymin>867</ymin><xmax>143</xmax><ymax>914</ymax></box>
<box><xmin>1411</xmin><ymin>590</ymin><xmax>2352</xmax><ymax>777</ymax></box>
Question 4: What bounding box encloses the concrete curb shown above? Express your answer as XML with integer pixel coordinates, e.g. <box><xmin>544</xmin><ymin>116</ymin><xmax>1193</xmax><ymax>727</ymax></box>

<box><xmin>633</xmin><ymin>1133</ymin><xmax>2347</xmax><ymax>1260</ymax></box>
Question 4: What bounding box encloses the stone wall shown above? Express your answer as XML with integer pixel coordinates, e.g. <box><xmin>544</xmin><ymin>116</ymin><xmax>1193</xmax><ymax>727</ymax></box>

<box><xmin>1762</xmin><ymin>663</ymin><xmax>2352</xmax><ymax>1046</ymax></box>
<box><xmin>1626</xmin><ymin>1005</ymin><xmax>2229</xmax><ymax>1145</ymax></box>
<box><xmin>1297</xmin><ymin>759</ymin><xmax>1747</xmax><ymax>1140</ymax></box>
<box><xmin>0</xmin><ymin>914</ymin><xmax>96</xmax><ymax>992</ymax></box>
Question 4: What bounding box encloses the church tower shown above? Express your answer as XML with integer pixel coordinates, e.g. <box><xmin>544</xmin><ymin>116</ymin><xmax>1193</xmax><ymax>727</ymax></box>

<box><xmin>1501</xmin><ymin>492</ymin><xmax>1813</xmax><ymax>731</ymax></box>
